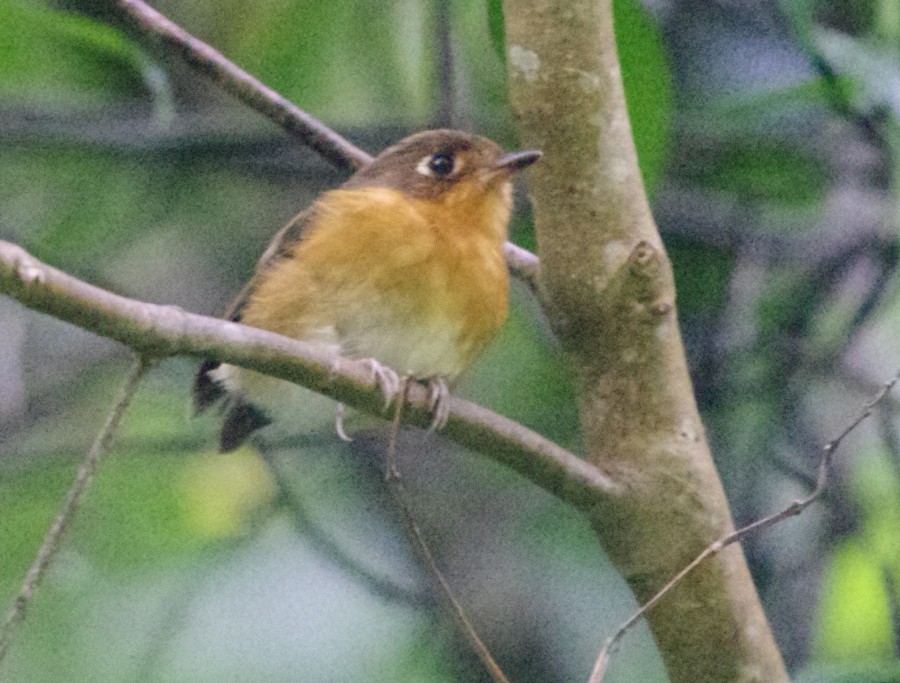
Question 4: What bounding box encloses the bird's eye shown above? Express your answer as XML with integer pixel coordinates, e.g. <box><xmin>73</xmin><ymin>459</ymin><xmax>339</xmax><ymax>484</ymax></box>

<box><xmin>417</xmin><ymin>151</ymin><xmax>458</xmax><ymax>178</ymax></box>
<box><xmin>428</xmin><ymin>152</ymin><xmax>454</xmax><ymax>176</ymax></box>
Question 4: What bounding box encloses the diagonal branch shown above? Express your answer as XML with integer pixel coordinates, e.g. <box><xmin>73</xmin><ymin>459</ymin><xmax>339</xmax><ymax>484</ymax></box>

<box><xmin>109</xmin><ymin>0</ymin><xmax>371</xmax><ymax>171</ymax></box>
<box><xmin>0</xmin><ymin>240</ymin><xmax>613</xmax><ymax>511</ymax></box>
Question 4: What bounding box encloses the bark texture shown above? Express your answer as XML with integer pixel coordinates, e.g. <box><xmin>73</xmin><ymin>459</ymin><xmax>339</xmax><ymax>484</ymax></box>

<box><xmin>502</xmin><ymin>1</ymin><xmax>790</xmax><ymax>681</ymax></box>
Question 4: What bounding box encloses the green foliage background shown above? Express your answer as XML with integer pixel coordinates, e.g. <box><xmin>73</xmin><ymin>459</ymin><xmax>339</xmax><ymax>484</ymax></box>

<box><xmin>1</xmin><ymin>0</ymin><xmax>899</xmax><ymax>681</ymax></box>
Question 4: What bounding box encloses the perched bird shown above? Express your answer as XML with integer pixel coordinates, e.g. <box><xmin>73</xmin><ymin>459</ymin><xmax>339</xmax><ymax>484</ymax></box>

<box><xmin>194</xmin><ymin>129</ymin><xmax>541</xmax><ymax>452</ymax></box>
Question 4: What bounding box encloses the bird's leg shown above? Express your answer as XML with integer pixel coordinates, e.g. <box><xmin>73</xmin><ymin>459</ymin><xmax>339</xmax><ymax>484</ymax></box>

<box><xmin>426</xmin><ymin>378</ymin><xmax>451</xmax><ymax>432</ymax></box>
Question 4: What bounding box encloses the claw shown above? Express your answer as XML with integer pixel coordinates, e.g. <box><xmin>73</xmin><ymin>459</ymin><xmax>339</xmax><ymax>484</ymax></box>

<box><xmin>336</xmin><ymin>360</ymin><xmax>450</xmax><ymax>437</ymax></box>
<box><xmin>332</xmin><ymin>360</ymin><xmax>402</xmax><ymax>442</ymax></box>
<box><xmin>426</xmin><ymin>378</ymin><xmax>451</xmax><ymax>432</ymax></box>
<box><xmin>335</xmin><ymin>402</ymin><xmax>353</xmax><ymax>442</ymax></box>
<box><xmin>360</xmin><ymin>358</ymin><xmax>402</xmax><ymax>411</ymax></box>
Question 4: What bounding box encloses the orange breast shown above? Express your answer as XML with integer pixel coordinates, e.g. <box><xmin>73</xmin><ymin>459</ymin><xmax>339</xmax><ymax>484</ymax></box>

<box><xmin>241</xmin><ymin>185</ymin><xmax>510</xmax><ymax>379</ymax></box>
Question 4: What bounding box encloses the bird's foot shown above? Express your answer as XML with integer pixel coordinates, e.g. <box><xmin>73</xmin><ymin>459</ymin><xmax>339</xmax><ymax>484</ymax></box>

<box><xmin>333</xmin><ymin>363</ymin><xmax>450</xmax><ymax>439</ymax></box>
<box><xmin>333</xmin><ymin>359</ymin><xmax>402</xmax><ymax>442</ymax></box>
<box><xmin>425</xmin><ymin>377</ymin><xmax>450</xmax><ymax>432</ymax></box>
<box><xmin>361</xmin><ymin>358</ymin><xmax>402</xmax><ymax>410</ymax></box>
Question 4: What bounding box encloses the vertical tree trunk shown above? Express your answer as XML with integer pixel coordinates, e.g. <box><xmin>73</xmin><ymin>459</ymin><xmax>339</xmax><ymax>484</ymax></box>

<box><xmin>501</xmin><ymin>1</ymin><xmax>790</xmax><ymax>680</ymax></box>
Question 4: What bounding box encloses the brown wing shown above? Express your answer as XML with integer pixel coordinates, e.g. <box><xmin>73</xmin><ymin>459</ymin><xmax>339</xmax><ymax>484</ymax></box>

<box><xmin>227</xmin><ymin>204</ymin><xmax>320</xmax><ymax>322</ymax></box>
<box><xmin>192</xmin><ymin>205</ymin><xmax>317</xmax><ymax>414</ymax></box>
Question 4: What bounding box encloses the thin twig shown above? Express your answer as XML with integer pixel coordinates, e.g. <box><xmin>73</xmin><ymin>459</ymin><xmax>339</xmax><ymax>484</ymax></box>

<box><xmin>109</xmin><ymin>0</ymin><xmax>372</xmax><ymax>171</ymax></box>
<box><xmin>503</xmin><ymin>242</ymin><xmax>541</xmax><ymax>299</ymax></box>
<box><xmin>383</xmin><ymin>385</ymin><xmax>512</xmax><ymax>683</ymax></box>
<box><xmin>0</xmin><ymin>356</ymin><xmax>154</xmax><ymax>664</ymax></box>
<box><xmin>587</xmin><ymin>368</ymin><xmax>900</xmax><ymax>683</ymax></box>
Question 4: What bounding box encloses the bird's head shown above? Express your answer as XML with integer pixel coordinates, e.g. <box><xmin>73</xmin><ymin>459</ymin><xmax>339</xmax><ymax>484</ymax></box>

<box><xmin>346</xmin><ymin>129</ymin><xmax>541</xmax><ymax>209</ymax></box>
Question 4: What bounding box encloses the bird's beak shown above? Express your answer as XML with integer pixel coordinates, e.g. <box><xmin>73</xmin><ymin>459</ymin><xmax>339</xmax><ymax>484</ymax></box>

<box><xmin>494</xmin><ymin>150</ymin><xmax>542</xmax><ymax>173</ymax></box>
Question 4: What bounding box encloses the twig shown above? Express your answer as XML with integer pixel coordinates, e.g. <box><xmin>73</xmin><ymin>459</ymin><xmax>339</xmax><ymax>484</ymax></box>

<box><xmin>587</xmin><ymin>367</ymin><xmax>900</xmax><ymax>683</ymax></box>
<box><xmin>109</xmin><ymin>0</ymin><xmax>372</xmax><ymax>171</ymax></box>
<box><xmin>503</xmin><ymin>242</ymin><xmax>541</xmax><ymax>299</ymax></box>
<box><xmin>383</xmin><ymin>385</ymin><xmax>512</xmax><ymax>683</ymax></box>
<box><xmin>0</xmin><ymin>356</ymin><xmax>153</xmax><ymax>664</ymax></box>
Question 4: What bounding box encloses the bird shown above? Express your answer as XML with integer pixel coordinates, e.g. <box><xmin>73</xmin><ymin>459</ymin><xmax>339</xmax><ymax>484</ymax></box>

<box><xmin>194</xmin><ymin>129</ymin><xmax>541</xmax><ymax>452</ymax></box>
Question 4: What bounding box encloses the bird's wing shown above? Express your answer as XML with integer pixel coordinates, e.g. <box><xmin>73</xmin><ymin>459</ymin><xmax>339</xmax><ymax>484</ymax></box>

<box><xmin>192</xmin><ymin>205</ymin><xmax>317</xmax><ymax>414</ymax></box>
<box><xmin>227</xmin><ymin>204</ymin><xmax>319</xmax><ymax>321</ymax></box>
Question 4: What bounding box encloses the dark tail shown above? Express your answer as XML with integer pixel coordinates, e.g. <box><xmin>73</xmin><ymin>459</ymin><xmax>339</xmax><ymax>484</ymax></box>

<box><xmin>193</xmin><ymin>359</ymin><xmax>225</xmax><ymax>415</ymax></box>
<box><xmin>194</xmin><ymin>360</ymin><xmax>271</xmax><ymax>451</ymax></box>
<box><xmin>220</xmin><ymin>400</ymin><xmax>271</xmax><ymax>452</ymax></box>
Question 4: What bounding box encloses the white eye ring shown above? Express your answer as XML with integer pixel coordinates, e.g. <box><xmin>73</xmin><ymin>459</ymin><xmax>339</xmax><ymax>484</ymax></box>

<box><xmin>416</xmin><ymin>152</ymin><xmax>462</xmax><ymax>178</ymax></box>
<box><xmin>415</xmin><ymin>155</ymin><xmax>434</xmax><ymax>177</ymax></box>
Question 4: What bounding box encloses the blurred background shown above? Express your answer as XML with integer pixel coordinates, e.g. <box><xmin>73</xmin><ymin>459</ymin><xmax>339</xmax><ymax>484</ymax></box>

<box><xmin>1</xmin><ymin>0</ymin><xmax>899</xmax><ymax>681</ymax></box>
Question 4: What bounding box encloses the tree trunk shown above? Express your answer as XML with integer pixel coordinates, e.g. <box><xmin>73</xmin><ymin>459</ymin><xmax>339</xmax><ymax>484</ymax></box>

<box><xmin>502</xmin><ymin>1</ymin><xmax>791</xmax><ymax>680</ymax></box>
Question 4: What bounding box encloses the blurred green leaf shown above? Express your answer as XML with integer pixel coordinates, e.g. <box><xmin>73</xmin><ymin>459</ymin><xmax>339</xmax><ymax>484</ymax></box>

<box><xmin>169</xmin><ymin>0</ymin><xmax>434</xmax><ymax>126</ymax></box>
<box><xmin>757</xmin><ymin>272</ymin><xmax>808</xmax><ymax>338</ymax></box>
<box><xmin>487</xmin><ymin>0</ymin><xmax>505</xmax><ymax>62</ymax></box>
<box><xmin>668</xmin><ymin>241</ymin><xmax>734</xmax><ymax>315</ymax></box>
<box><xmin>2</xmin><ymin>520</ymin><xmax>460</xmax><ymax>683</ymax></box>
<box><xmin>814</xmin><ymin>540</ymin><xmax>896</xmax><ymax>661</ymax></box>
<box><xmin>0</xmin><ymin>0</ymin><xmax>148</xmax><ymax>110</ymax></box>
<box><xmin>706</xmin><ymin>77</ymin><xmax>845</xmax><ymax>122</ymax></box>
<box><xmin>684</xmin><ymin>143</ymin><xmax>827</xmax><ymax>205</ymax></box>
<box><xmin>460</xmin><ymin>288</ymin><xmax>580</xmax><ymax>443</ymax></box>
<box><xmin>0</xmin><ymin>455</ymin><xmax>79</xmax><ymax>600</ymax></box>
<box><xmin>776</xmin><ymin>0</ymin><xmax>824</xmax><ymax>29</ymax></box>
<box><xmin>0</xmin><ymin>144</ymin><xmax>290</xmax><ymax>289</ymax></box>
<box><xmin>875</xmin><ymin>0</ymin><xmax>900</xmax><ymax>42</ymax></box>
<box><xmin>614</xmin><ymin>0</ymin><xmax>671</xmax><ymax>194</ymax></box>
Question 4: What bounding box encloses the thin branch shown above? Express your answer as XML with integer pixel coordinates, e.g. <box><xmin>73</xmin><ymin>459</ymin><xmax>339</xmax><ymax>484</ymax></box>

<box><xmin>109</xmin><ymin>0</ymin><xmax>371</xmax><ymax>171</ymax></box>
<box><xmin>0</xmin><ymin>240</ymin><xmax>613</xmax><ymax>511</ymax></box>
<box><xmin>104</xmin><ymin>0</ymin><xmax>541</xmax><ymax>286</ymax></box>
<box><xmin>503</xmin><ymin>242</ymin><xmax>541</xmax><ymax>299</ymax></box>
<box><xmin>0</xmin><ymin>356</ymin><xmax>153</xmax><ymax>664</ymax></box>
<box><xmin>587</xmin><ymin>368</ymin><xmax>900</xmax><ymax>683</ymax></box>
<box><xmin>384</xmin><ymin>388</ymin><xmax>512</xmax><ymax>683</ymax></box>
